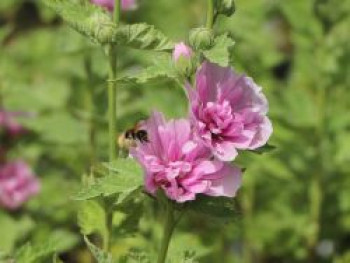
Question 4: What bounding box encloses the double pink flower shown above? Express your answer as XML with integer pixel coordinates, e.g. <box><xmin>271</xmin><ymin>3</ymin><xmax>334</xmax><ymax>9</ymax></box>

<box><xmin>131</xmin><ymin>60</ymin><xmax>272</xmax><ymax>203</ymax></box>
<box><xmin>0</xmin><ymin>161</ymin><xmax>40</xmax><ymax>210</ymax></box>
<box><xmin>131</xmin><ymin>112</ymin><xmax>241</xmax><ymax>203</ymax></box>
<box><xmin>186</xmin><ymin>62</ymin><xmax>272</xmax><ymax>161</ymax></box>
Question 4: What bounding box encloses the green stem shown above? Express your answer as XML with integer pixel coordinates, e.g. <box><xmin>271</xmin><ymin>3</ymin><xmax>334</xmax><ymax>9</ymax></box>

<box><xmin>107</xmin><ymin>46</ymin><xmax>117</xmax><ymax>163</ymax></box>
<box><xmin>107</xmin><ymin>0</ymin><xmax>121</xmax><ymax>163</ymax></box>
<box><xmin>104</xmin><ymin>0</ymin><xmax>121</xmax><ymax>253</ymax></box>
<box><xmin>113</xmin><ymin>0</ymin><xmax>121</xmax><ymax>27</ymax></box>
<box><xmin>242</xmin><ymin>181</ymin><xmax>254</xmax><ymax>263</ymax></box>
<box><xmin>84</xmin><ymin>55</ymin><xmax>97</xmax><ymax>167</ymax></box>
<box><xmin>157</xmin><ymin>201</ymin><xmax>176</xmax><ymax>263</ymax></box>
<box><xmin>103</xmin><ymin>205</ymin><xmax>114</xmax><ymax>251</ymax></box>
<box><xmin>307</xmin><ymin>86</ymin><xmax>327</xmax><ymax>262</ymax></box>
<box><xmin>206</xmin><ymin>0</ymin><xmax>215</xmax><ymax>29</ymax></box>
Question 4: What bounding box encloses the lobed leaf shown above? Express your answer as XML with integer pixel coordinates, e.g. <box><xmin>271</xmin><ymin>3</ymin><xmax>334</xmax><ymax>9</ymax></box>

<box><xmin>42</xmin><ymin>0</ymin><xmax>116</xmax><ymax>44</ymax></box>
<box><xmin>114</xmin><ymin>24</ymin><xmax>174</xmax><ymax>51</ymax></box>
<box><xmin>118</xmin><ymin>53</ymin><xmax>178</xmax><ymax>84</ymax></box>
<box><xmin>188</xmin><ymin>196</ymin><xmax>237</xmax><ymax>221</ymax></box>
<box><xmin>84</xmin><ymin>236</ymin><xmax>113</xmax><ymax>263</ymax></box>
<box><xmin>72</xmin><ymin>159</ymin><xmax>143</xmax><ymax>201</ymax></box>
<box><xmin>42</xmin><ymin>0</ymin><xmax>174</xmax><ymax>50</ymax></box>
<box><xmin>203</xmin><ymin>34</ymin><xmax>235</xmax><ymax>67</ymax></box>
<box><xmin>15</xmin><ymin>241</ymin><xmax>56</xmax><ymax>263</ymax></box>
<box><xmin>77</xmin><ymin>200</ymin><xmax>106</xmax><ymax>236</ymax></box>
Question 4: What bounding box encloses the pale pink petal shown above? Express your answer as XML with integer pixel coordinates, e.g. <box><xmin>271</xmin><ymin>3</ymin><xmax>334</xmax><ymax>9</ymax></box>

<box><xmin>249</xmin><ymin>116</ymin><xmax>273</xmax><ymax>149</ymax></box>
<box><xmin>213</xmin><ymin>141</ymin><xmax>238</xmax><ymax>162</ymax></box>
<box><xmin>206</xmin><ymin>164</ymin><xmax>242</xmax><ymax>197</ymax></box>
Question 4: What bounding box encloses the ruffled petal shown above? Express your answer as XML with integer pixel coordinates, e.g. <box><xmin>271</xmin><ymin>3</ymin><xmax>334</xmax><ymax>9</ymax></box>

<box><xmin>206</xmin><ymin>164</ymin><xmax>242</xmax><ymax>197</ymax></box>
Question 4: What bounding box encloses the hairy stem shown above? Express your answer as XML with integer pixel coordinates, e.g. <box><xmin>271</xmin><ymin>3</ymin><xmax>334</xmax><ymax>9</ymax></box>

<box><xmin>242</xmin><ymin>181</ymin><xmax>255</xmax><ymax>263</ymax></box>
<box><xmin>157</xmin><ymin>201</ymin><xmax>176</xmax><ymax>263</ymax></box>
<box><xmin>308</xmin><ymin>85</ymin><xmax>327</xmax><ymax>262</ymax></box>
<box><xmin>107</xmin><ymin>0</ymin><xmax>121</xmax><ymax>163</ymax></box>
<box><xmin>103</xmin><ymin>203</ymin><xmax>114</xmax><ymax>251</ymax></box>
<box><xmin>84</xmin><ymin>55</ymin><xmax>97</xmax><ymax>167</ymax></box>
<box><xmin>104</xmin><ymin>0</ymin><xmax>121</xmax><ymax>253</ymax></box>
<box><xmin>107</xmin><ymin>45</ymin><xmax>117</xmax><ymax>163</ymax></box>
<box><xmin>206</xmin><ymin>0</ymin><xmax>215</xmax><ymax>29</ymax></box>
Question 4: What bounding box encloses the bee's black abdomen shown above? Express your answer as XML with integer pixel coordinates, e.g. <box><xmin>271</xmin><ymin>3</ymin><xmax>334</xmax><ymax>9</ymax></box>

<box><xmin>136</xmin><ymin>130</ymin><xmax>148</xmax><ymax>143</ymax></box>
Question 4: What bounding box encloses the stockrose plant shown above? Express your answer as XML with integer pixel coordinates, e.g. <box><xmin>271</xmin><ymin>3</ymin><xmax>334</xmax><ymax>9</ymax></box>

<box><xmin>42</xmin><ymin>0</ymin><xmax>273</xmax><ymax>263</ymax></box>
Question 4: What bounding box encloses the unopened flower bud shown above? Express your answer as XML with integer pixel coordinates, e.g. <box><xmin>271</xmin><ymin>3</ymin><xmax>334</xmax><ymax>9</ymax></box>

<box><xmin>173</xmin><ymin>42</ymin><xmax>193</xmax><ymax>62</ymax></box>
<box><xmin>172</xmin><ymin>42</ymin><xmax>194</xmax><ymax>75</ymax></box>
<box><xmin>189</xmin><ymin>28</ymin><xmax>214</xmax><ymax>50</ymax></box>
<box><xmin>217</xmin><ymin>0</ymin><xmax>235</xmax><ymax>17</ymax></box>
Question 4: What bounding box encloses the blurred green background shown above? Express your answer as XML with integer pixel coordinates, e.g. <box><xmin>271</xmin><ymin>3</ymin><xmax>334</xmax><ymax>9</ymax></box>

<box><xmin>0</xmin><ymin>0</ymin><xmax>349</xmax><ymax>262</ymax></box>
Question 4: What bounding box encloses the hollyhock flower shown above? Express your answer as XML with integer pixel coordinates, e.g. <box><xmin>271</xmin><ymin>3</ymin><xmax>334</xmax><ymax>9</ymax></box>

<box><xmin>0</xmin><ymin>110</ymin><xmax>26</xmax><ymax>137</ymax></box>
<box><xmin>91</xmin><ymin>0</ymin><xmax>137</xmax><ymax>12</ymax></box>
<box><xmin>131</xmin><ymin>111</ymin><xmax>242</xmax><ymax>203</ymax></box>
<box><xmin>186</xmin><ymin>62</ymin><xmax>272</xmax><ymax>161</ymax></box>
<box><xmin>0</xmin><ymin>161</ymin><xmax>40</xmax><ymax>210</ymax></box>
<box><xmin>172</xmin><ymin>42</ymin><xmax>193</xmax><ymax>62</ymax></box>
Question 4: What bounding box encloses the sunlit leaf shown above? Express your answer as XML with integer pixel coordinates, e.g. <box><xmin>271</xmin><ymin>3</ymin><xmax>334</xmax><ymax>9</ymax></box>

<box><xmin>203</xmin><ymin>34</ymin><xmax>235</xmax><ymax>66</ymax></box>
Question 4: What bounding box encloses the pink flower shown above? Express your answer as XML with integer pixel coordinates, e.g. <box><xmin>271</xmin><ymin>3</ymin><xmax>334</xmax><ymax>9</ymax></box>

<box><xmin>0</xmin><ymin>161</ymin><xmax>40</xmax><ymax>210</ymax></box>
<box><xmin>172</xmin><ymin>42</ymin><xmax>193</xmax><ymax>62</ymax></box>
<box><xmin>131</xmin><ymin>112</ymin><xmax>242</xmax><ymax>203</ymax></box>
<box><xmin>91</xmin><ymin>0</ymin><xmax>137</xmax><ymax>12</ymax></box>
<box><xmin>186</xmin><ymin>62</ymin><xmax>272</xmax><ymax>161</ymax></box>
<box><xmin>0</xmin><ymin>110</ymin><xmax>26</xmax><ymax>137</ymax></box>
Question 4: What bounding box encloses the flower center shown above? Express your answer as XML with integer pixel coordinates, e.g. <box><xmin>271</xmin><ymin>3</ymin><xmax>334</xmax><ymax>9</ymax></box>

<box><xmin>200</xmin><ymin>100</ymin><xmax>238</xmax><ymax>142</ymax></box>
<box><xmin>145</xmin><ymin>156</ymin><xmax>192</xmax><ymax>186</ymax></box>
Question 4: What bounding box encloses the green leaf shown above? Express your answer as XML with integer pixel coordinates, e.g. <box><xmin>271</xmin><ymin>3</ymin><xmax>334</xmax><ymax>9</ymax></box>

<box><xmin>114</xmin><ymin>24</ymin><xmax>174</xmax><ymax>51</ymax></box>
<box><xmin>203</xmin><ymin>34</ymin><xmax>235</xmax><ymax>67</ymax></box>
<box><xmin>168</xmin><ymin>233</ymin><xmax>210</xmax><ymax>263</ymax></box>
<box><xmin>15</xmin><ymin>241</ymin><xmax>57</xmax><ymax>263</ymax></box>
<box><xmin>72</xmin><ymin>159</ymin><xmax>143</xmax><ymax>201</ymax></box>
<box><xmin>42</xmin><ymin>0</ymin><xmax>174</xmax><ymax>50</ymax></box>
<box><xmin>84</xmin><ymin>236</ymin><xmax>113</xmax><ymax>263</ymax></box>
<box><xmin>120</xmin><ymin>249</ymin><xmax>152</xmax><ymax>263</ymax></box>
<box><xmin>77</xmin><ymin>200</ymin><xmax>106</xmax><ymax>236</ymax></box>
<box><xmin>0</xmin><ymin>213</ymin><xmax>34</xmax><ymax>254</ymax></box>
<box><xmin>188</xmin><ymin>196</ymin><xmax>237</xmax><ymax>221</ymax></box>
<box><xmin>249</xmin><ymin>144</ymin><xmax>276</xmax><ymax>155</ymax></box>
<box><xmin>22</xmin><ymin>112</ymin><xmax>88</xmax><ymax>145</ymax></box>
<box><xmin>118</xmin><ymin>53</ymin><xmax>178</xmax><ymax>84</ymax></box>
<box><xmin>42</xmin><ymin>0</ymin><xmax>116</xmax><ymax>44</ymax></box>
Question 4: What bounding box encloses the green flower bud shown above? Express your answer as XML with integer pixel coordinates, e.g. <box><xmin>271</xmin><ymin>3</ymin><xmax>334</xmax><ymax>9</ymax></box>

<box><xmin>216</xmin><ymin>0</ymin><xmax>235</xmax><ymax>17</ymax></box>
<box><xmin>189</xmin><ymin>28</ymin><xmax>214</xmax><ymax>50</ymax></box>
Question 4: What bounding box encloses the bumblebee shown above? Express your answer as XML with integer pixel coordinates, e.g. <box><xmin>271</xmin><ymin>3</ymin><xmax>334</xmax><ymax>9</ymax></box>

<box><xmin>118</xmin><ymin>123</ymin><xmax>149</xmax><ymax>150</ymax></box>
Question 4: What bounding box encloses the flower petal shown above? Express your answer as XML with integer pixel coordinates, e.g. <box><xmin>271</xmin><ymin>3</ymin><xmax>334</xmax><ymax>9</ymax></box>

<box><xmin>213</xmin><ymin>141</ymin><xmax>238</xmax><ymax>161</ymax></box>
<box><xmin>206</xmin><ymin>164</ymin><xmax>242</xmax><ymax>197</ymax></box>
